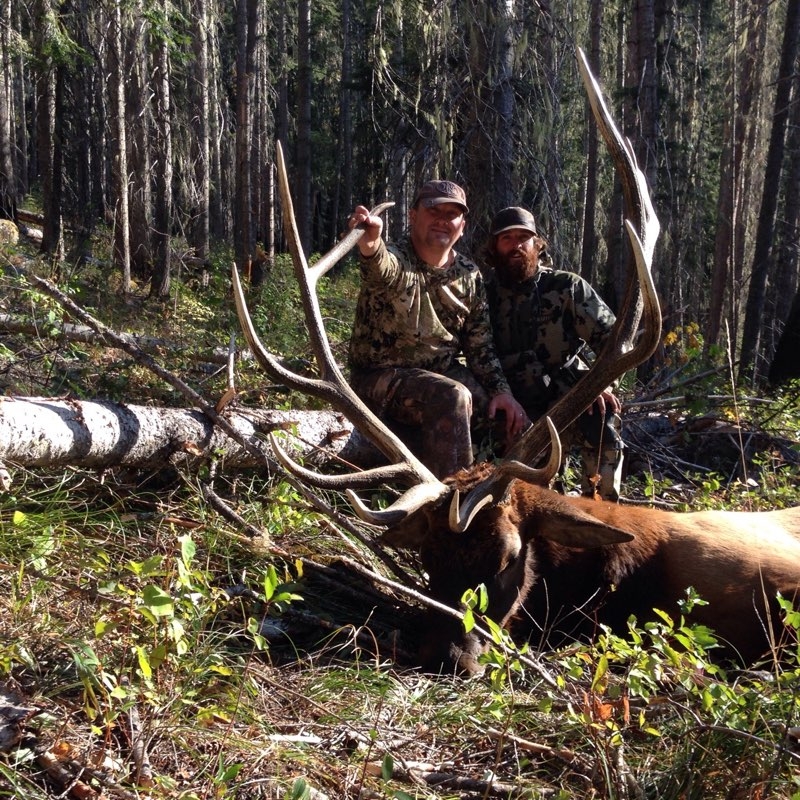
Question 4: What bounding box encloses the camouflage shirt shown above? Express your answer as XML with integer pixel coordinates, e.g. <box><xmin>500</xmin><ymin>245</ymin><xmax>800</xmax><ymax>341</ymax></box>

<box><xmin>348</xmin><ymin>236</ymin><xmax>512</xmax><ymax>397</ymax></box>
<box><xmin>485</xmin><ymin>267</ymin><xmax>616</xmax><ymax>404</ymax></box>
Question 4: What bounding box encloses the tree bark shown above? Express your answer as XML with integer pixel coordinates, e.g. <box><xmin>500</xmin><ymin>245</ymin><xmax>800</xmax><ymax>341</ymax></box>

<box><xmin>295</xmin><ymin>0</ymin><xmax>313</xmax><ymax>255</ymax></box>
<box><xmin>189</xmin><ymin>0</ymin><xmax>211</xmax><ymax>261</ymax></box>
<box><xmin>127</xmin><ymin>2</ymin><xmax>152</xmax><ymax>282</ymax></box>
<box><xmin>150</xmin><ymin>0</ymin><xmax>174</xmax><ymax>300</ymax></box>
<box><xmin>234</xmin><ymin>0</ymin><xmax>257</xmax><ymax>279</ymax></box>
<box><xmin>110</xmin><ymin>0</ymin><xmax>132</xmax><ymax>292</ymax></box>
<box><xmin>707</xmin><ymin>0</ymin><xmax>766</xmax><ymax>351</ymax></box>
<box><xmin>0</xmin><ymin>396</ymin><xmax>356</xmax><ymax>475</ymax></box>
<box><xmin>0</xmin><ymin>309</ymin><xmax>256</xmax><ymax>366</ymax></box>
<box><xmin>34</xmin><ymin>0</ymin><xmax>64</xmax><ymax>260</ymax></box>
<box><xmin>579</xmin><ymin>0</ymin><xmax>602</xmax><ymax>284</ymax></box>
<box><xmin>772</xmin><ymin>54</ymin><xmax>800</xmax><ymax>327</ymax></box>
<box><xmin>768</xmin><ymin>290</ymin><xmax>800</xmax><ymax>386</ymax></box>
<box><xmin>333</xmin><ymin>0</ymin><xmax>353</xmax><ymax>249</ymax></box>
<box><xmin>0</xmin><ymin>0</ymin><xmax>17</xmax><ymax>221</ymax></box>
<box><xmin>739</xmin><ymin>0</ymin><xmax>800</xmax><ymax>382</ymax></box>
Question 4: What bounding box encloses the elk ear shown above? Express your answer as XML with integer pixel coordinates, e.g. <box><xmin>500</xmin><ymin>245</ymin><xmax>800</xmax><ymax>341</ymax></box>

<box><xmin>538</xmin><ymin>505</ymin><xmax>635</xmax><ymax>547</ymax></box>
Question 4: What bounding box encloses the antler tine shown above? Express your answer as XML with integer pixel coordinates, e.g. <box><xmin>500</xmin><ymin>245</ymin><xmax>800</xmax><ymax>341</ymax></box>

<box><xmin>233</xmin><ymin>142</ymin><xmax>452</xmax><ymax>526</ymax></box>
<box><xmin>448</xmin><ymin>418</ymin><xmax>562</xmax><ymax>532</ymax></box>
<box><xmin>450</xmin><ymin>49</ymin><xmax>662</xmax><ymax>530</ymax></box>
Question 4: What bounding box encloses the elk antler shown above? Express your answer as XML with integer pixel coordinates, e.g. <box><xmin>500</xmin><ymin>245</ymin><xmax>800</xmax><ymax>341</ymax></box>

<box><xmin>450</xmin><ymin>47</ymin><xmax>663</xmax><ymax>531</ymax></box>
<box><xmin>233</xmin><ymin>142</ymin><xmax>453</xmax><ymax>526</ymax></box>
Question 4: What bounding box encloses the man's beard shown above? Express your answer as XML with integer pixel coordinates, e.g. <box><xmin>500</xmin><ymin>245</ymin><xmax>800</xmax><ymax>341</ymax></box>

<box><xmin>495</xmin><ymin>248</ymin><xmax>540</xmax><ymax>286</ymax></box>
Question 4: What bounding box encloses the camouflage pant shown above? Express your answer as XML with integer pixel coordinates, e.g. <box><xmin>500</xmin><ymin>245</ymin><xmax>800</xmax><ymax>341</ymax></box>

<box><xmin>350</xmin><ymin>364</ymin><xmax>489</xmax><ymax>479</ymax></box>
<box><xmin>510</xmin><ymin>372</ymin><xmax>625</xmax><ymax>501</ymax></box>
<box><xmin>574</xmin><ymin>409</ymin><xmax>624</xmax><ymax>501</ymax></box>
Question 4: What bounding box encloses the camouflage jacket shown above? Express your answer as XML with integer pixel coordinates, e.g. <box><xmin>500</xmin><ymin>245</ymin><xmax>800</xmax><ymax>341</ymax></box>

<box><xmin>485</xmin><ymin>266</ymin><xmax>616</xmax><ymax>403</ymax></box>
<box><xmin>348</xmin><ymin>236</ymin><xmax>512</xmax><ymax>397</ymax></box>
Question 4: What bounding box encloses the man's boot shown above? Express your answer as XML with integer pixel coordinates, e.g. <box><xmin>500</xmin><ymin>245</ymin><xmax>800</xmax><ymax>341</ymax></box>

<box><xmin>580</xmin><ymin>443</ymin><xmax>624</xmax><ymax>501</ymax></box>
<box><xmin>598</xmin><ymin>444</ymin><xmax>624</xmax><ymax>501</ymax></box>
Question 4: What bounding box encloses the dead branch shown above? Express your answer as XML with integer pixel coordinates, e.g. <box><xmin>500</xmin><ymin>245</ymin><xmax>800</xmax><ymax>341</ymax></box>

<box><xmin>0</xmin><ymin>311</ymin><xmax>255</xmax><ymax>367</ymax></box>
<box><xmin>35</xmin><ymin>749</ymin><xmax>98</xmax><ymax>799</ymax></box>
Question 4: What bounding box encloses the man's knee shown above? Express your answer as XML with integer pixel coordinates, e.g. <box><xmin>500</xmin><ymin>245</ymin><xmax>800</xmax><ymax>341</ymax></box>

<box><xmin>441</xmin><ymin>379</ymin><xmax>473</xmax><ymax>420</ymax></box>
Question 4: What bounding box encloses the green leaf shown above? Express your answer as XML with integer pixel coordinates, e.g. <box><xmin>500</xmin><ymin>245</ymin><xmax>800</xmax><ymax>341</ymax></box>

<box><xmin>216</xmin><ymin>760</ymin><xmax>243</xmax><ymax>784</ymax></box>
<box><xmin>149</xmin><ymin>644</ymin><xmax>168</xmax><ymax>671</ymax></box>
<box><xmin>462</xmin><ymin>607</ymin><xmax>475</xmax><ymax>633</ymax></box>
<box><xmin>591</xmin><ymin>654</ymin><xmax>609</xmax><ymax>690</ymax></box>
<box><xmin>128</xmin><ymin>555</ymin><xmax>164</xmax><ymax>578</ymax></box>
<box><xmin>141</xmin><ymin>585</ymin><xmax>174</xmax><ymax>617</ymax></box>
<box><xmin>136</xmin><ymin>646</ymin><xmax>152</xmax><ymax>679</ymax></box>
<box><xmin>381</xmin><ymin>753</ymin><xmax>394</xmax><ymax>780</ymax></box>
<box><xmin>180</xmin><ymin>534</ymin><xmax>196</xmax><ymax>567</ymax></box>
<box><xmin>290</xmin><ymin>778</ymin><xmax>311</xmax><ymax>800</ymax></box>
<box><xmin>263</xmin><ymin>564</ymin><xmax>279</xmax><ymax>600</ymax></box>
<box><xmin>246</xmin><ymin>617</ymin><xmax>268</xmax><ymax>650</ymax></box>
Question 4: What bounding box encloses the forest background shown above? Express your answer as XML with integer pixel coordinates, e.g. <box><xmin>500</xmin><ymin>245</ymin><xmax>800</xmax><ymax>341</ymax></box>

<box><xmin>2</xmin><ymin>1</ymin><xmax>800</xmax><ymax>798</ymax></box>
<box><xmin>1</xmin><ymin>0</ymin><xmax>800</xmax><ymax>385</ymax></box>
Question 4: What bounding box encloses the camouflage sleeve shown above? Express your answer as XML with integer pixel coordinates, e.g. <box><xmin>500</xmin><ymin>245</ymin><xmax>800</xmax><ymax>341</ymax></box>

<box><xmin>573</xmin><ymin>277</ymin><xmax>616</xmax><ymax>352</ymax></box>
<box><xmin>462</xmin><ymin>275</ymin><xmax>513</xmax><ymax>397</ymax></box>
<box><xmin>358</xmin><ymin>238</ymin><xmax>398</xmax><ymax>284</ymax></box>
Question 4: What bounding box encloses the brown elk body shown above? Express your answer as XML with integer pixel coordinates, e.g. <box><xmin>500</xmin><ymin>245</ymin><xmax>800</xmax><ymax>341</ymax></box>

<box><xmin>384</xmin><ymin>469</ymin><xmax>800</xmax><ymax>672</ymax></box>
<box><xmin>234</xmin><ymin>50</ymin><xmax>800</xmax><ymax>677</ymax></box>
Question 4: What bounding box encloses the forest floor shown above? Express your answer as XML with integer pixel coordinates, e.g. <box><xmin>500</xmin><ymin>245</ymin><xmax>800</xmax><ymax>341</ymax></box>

<box><xmin>0</xmin><ymin>227</ymin><xmax>799</xmax><ymax>799</ymax></box>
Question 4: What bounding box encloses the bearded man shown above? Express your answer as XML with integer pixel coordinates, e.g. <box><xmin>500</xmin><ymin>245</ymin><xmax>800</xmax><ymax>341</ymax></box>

<box><xmin>483</xmin><ymin>206</ymin><xmax>624</xmax><ymax>500</ymax></box>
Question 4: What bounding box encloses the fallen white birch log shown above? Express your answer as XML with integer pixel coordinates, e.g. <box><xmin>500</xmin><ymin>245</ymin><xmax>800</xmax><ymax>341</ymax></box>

<box><xmin>0</xmin><ymin>396</ymin><xmax>358</xmax><ymax>474</ymax></box>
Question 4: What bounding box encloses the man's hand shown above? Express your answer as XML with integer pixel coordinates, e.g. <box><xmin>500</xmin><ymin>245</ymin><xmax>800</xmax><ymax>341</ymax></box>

<box><xmin>348</xmin><ymin>205</ymin><xmax>383</xmax><ymax>257</ymax></box>
<box><xmin>587</xmin><ymin>388</ymin><xmax>622</xmax><ymax>417</ymax></box>
<box><xmin>488</xmin><ymin>392</ymin><xmax>530</xmax><ymax>442</ymax></box>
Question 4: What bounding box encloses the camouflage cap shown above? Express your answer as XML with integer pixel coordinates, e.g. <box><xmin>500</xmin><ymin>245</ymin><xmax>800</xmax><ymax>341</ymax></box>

<box><xmin>491</xmin><ymin>206</ymin><xmax>537</xmax><ymax>236</ymax></box>
<box><xmin>412</xmin><ymin>180</ymin><xmax>469</xmax><ymax>214</ymax></box>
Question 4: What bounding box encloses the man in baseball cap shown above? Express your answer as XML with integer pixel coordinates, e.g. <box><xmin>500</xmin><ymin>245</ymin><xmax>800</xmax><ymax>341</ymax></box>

<box><xmin>343</xmin><ymin>185</ymin><xmax>528</xmax><ymax>479</ymax></box>
<box><xmin>412</xmin><ymin>180</ymin><xmax>470</xmax><ymax>214</ymax></box>
<box><xmin>489</xmin><ymin>206</ymin><xmax>537</xmax><ymax>236</ymax></box>
<box><xmin>483</xmin><ymin>206</ymin><xmax>625</xmax><ymax>500</ymax></box>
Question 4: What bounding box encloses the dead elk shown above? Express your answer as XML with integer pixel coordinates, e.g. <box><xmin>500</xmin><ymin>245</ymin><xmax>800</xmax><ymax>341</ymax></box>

<box><xmin>384</xmin><ymin>472</ymin><xmax>800</xmax><ymax>674</ymax></box>
<box><xmin>233</xmin><ymin>50</ymin><xmax>800</xmax><ymax>676</ymax></box>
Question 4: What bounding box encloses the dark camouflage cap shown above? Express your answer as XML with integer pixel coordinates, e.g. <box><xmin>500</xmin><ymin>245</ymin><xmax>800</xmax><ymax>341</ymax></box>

<box><xmin>491</xmin><ymin>206</ymin><xmax>537</xmax><ymax>236</ymax></box>
<box><xmin>413</xmin><ymin>180</ymin><xmax>469</xmax><ymax>214</ymax></box>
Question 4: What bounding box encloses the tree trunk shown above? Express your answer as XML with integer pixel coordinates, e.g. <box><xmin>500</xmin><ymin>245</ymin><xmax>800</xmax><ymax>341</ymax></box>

<box><xmin>150</xmin><ymin>0</ymin><xmax>174</xmax><ymax>300</ymax></box>
<box><xmin>0</xmin><ymin>397</ymin><xmax>357</xmax><ymax>475</ymax></box>
<box><xmin>707</xmin><ymin>0</ymin><xmax>766</xmax><ymax>351</ymax></box>
<box><xmin>494</xmin><ymin>0</ymin><xmax>516</xmax><ymax>211</ymax></box>
<box><xmin>579</xmin><ymin>0</ymin><xmax>602</xmax><ymax>284</ymax></box>
<box><xmin>0</xmin><ymin>310</ymin><xmax>252</xmax><ymax>366</ymax></box>
<box><xmin>234</xmin><ymin>0</ymin><xmax>257</xmax><ymax>280</ymax></box>
<box><xmin>110</xmin><ymin>0</ymin><xmax>132</xmax><ymax>292</ymax></box>
<box><xmin>295</xmin><ymin>0</ymin><xmax>313</xmax><ymax>255</ymax></box>
<box><xmin>250</xmin><ymin>8</ymin><xmax>270</xmax><ymax>287</ymax></box>
<box><xmin>0</xmin><ymin>0</ymin><xmax>17</xmax><ymax>221</ymax></box>
<box><xmin>333</xmin><ymin>0</ymin><xmax>353</xmax><ymax>250</ymax></box>
<box><xmin>767</xmin><ymin>290</ymin><xmax>800</xmax><ymax>387</ymax></box>
<box><xmin>189</xmin><ymin>0</ymin><xmax>211</xmax><ymax>261</ymax></box>
<box><xmin>739</xmin><ymin>0</ymin><xmax>800</xmax><ymax>382</ymax></box>
<box><xmin>34</xmin><ymin>0</ymin><xmax>64</xmax><ymax>260</ymax></box>
<box><xmin>127</xmin><ymin>4</ymin><xmax>152</xmax><ymax>283</ymax></box>
<box><xmin>772</xmin><ymin>57</ymin><xmax>800</xmax><ymax>327</ymax></box>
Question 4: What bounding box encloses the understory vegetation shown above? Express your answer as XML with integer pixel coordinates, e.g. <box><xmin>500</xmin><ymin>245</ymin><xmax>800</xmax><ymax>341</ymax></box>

<box><xmin>0</xmin><ymin>236</ymin><xmax>799</xmax><ymax>799</ymax></box>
